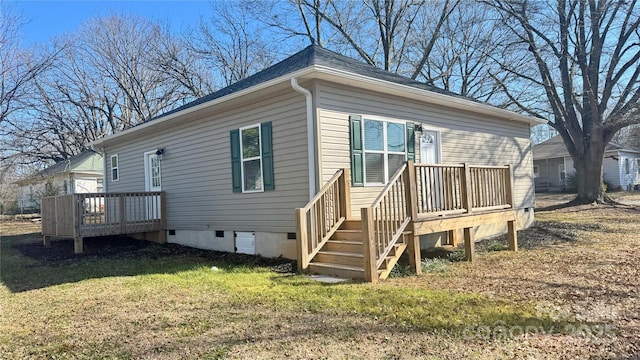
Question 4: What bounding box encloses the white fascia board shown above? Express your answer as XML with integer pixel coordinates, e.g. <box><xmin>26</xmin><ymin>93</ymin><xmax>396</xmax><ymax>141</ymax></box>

<box><xmin>311</xmin><ymin>66</ymin><xmax>548</xmax><ymax>126</ymax></box>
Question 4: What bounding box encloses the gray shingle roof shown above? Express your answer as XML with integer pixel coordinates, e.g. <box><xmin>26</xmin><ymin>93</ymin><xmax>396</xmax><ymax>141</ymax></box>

<box><xmin>533</xmin><ymin>135</ymin><xmax>639</xmax><ymax>159</ymax></box>
<box><xmin>150</xmin><ymin>45</ymin><xmax>469</xmax><ymax>122</ymax></box>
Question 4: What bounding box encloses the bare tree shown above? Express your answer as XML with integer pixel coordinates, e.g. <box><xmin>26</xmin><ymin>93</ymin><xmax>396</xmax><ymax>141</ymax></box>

<box><xmin>412</xmin><ymin>1</ymin><xmax>508</xmax><ymax>102</ymax></box>
<box><xmin>486</xmin><ymin>0</ymin><xmax>640</xmax><ymax>203</ymax></box>
<box><xmin>190</xmin><ymin>1</ymin><xmax>277</xmax><ymax>87</ymax></box>
<box><xmin>1</xmin><ymin>14</ymin><xmax>209</xmax><ymax>166</ymax></box>
<box><xmin>0</xmin><ymin>5</ymin><xmax>56</xmax><ymax>124</ymax></box>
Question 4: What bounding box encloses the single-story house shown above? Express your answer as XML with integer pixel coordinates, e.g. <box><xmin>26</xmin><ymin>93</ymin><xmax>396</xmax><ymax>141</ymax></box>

<box><xmin>15</xmin><ymin>150</ymin><xmax>103</xmax><ymax>211</ymax></box>
<box><xmin>88</xmin><ymin>44</ymin><xmax>544</xmax><ymax>270</ymax></box>
<box><xmin>533</xmin><ymin>136</ymin><xmax>640</xmax><ymax>192</ymax></box>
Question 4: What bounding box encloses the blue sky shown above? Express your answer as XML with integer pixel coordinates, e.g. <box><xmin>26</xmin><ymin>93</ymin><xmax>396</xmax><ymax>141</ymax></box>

<box><xmin>11</xmin><ymin>1</ymin><xmax>213</xmax><ymax>44</ymax></box>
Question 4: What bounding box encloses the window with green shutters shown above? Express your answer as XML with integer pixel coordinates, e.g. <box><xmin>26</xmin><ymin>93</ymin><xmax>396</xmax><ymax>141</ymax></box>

<box><xmin>349</xmin><ymin>115</ymin><xmax>414</xmax><ymax>186</ymax></box>
<box><xmin>230</xmin><ymin>122</ymin><xmax>274</xmax><ymax>193</ymax></box>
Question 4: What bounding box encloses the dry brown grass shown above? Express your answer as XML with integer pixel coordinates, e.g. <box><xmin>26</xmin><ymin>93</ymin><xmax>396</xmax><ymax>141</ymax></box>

<box><xmin>535</xmin><ymin>191</ymin><xmax>640</xmax><ymax>208</ymax></box>
<box><xmin>1</xmin><ymin>205</ymin><xmax>639</xmax><ymax>359</ymax></box>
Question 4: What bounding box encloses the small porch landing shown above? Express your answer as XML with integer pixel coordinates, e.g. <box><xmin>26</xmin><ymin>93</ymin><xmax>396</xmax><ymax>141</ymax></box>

<box><xmin>41</xmin><ymin>192</ymin><xmax>166</xmax><ymax>253</ymax></box>
<box><xmin>296</xmin><ymin>162</ymin><xmax>519</xmax><ymax>283</ymax></box>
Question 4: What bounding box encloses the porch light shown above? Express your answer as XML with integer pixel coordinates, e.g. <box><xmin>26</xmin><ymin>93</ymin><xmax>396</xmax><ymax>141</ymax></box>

<box><xmin>155</xmin><ymin>148</ymin><xmax>165</xmax><ymax>159</ymax></box>
<box><xmin>414</xmin><ymin>124</ymin><xmax>423</xmax><ymax>132</ymax></box>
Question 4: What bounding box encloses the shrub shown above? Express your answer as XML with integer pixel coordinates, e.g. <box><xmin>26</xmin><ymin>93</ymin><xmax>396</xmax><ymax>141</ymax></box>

<box><xmin>447</xmin><ymin>250</ymin><xmax>465</xmax><ymax>262</ymax></box>
<box><xmin>388</xmin><ymin>263</ymin><xmax>413</xmax><ymax>278</ymax></box>
<box><xmin>421</xmin><ymin>258</ymin><xmax>449</xmax><ymax>273</ymax></box>
<box><xmin>486</xmin><ymin>241</ymin><xmax>508</xmax><ymax>252</ymax></box>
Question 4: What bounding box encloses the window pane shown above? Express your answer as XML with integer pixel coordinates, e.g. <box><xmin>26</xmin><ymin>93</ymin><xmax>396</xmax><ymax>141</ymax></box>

<box><xmin>111</xmin><ymin>156</ymin><xmax>117</xmax><ymax>167</ymax></box>
<box><xmin>365</xmin><ymin>153</ymin><xmax>384</xmax><ymax>183</ymax></box>
<box><xmin>243</xmin><ymin>159</ymin><xmax>262</xmax><ymax>191</ymax></box>
<box><xmin>388</xmin><ymin>154</ymin><xmax>405</xmax><ymax>177</ymax></box>
<box><xmin>112</xmin><ymin>168</ymin><xmax>118</xmax><ymax>180</ymax></box>
<box><xmin>364</xmin><ymin>120</ymin><xmax>383</xmax><ymax>151</ymax></box>
<box><xmin>242</xmin><ymin>127</ymin><xmax>260</xmax><ymax>158</ymax></box>
<box><xmin>387</xmin><ymin>123</ymin><xmax>405</xmax><ymax>152</ymax></box>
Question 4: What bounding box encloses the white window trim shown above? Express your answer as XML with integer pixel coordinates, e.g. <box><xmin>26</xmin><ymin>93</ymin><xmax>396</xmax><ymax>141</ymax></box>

<box><xmin>110</xmin><ymin>154</ymin><xmax>119</xmax><ymax>182</ymax></box>
<box><xmin>239</xmin><ymin>123</ymin><xmax>264</xmax><ymax>193</ymax></box>
<box><xmin>362</xmin><ymin>116</ymin><xmax>408</xmax><ymax>186</ymax></box>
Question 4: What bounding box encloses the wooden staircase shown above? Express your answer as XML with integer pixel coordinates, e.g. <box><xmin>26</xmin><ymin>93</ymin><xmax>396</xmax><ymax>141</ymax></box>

<box><xmin>307</xmin><ymin>219</ymin><xmax>409</xmax><ymax>280</ymax></box>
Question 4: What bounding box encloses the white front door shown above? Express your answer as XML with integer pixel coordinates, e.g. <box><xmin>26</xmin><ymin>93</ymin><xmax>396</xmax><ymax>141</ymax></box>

<box><xmin>419</xmin><ymin>131</ymin><xmax>441</xmax><ymax>211</ymax></box>
<box><xmin>419</xmin><ymin>131</ymin><xmax>439</xmax><ymax>164</ymax></box>
<box><xmin>144</xmin><ymin>152</ymin><xmax>162</xmax><ymax>219</ymax></box>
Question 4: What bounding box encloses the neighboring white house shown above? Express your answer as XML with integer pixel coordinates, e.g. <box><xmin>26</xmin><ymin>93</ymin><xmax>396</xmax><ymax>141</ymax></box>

<box><xmin>91</xmin><ymin>45</ymin><xmax>544</xmax><ymax>260</ymax></box>
<box><xmin>533</xmin><ymin>136</ymin><xmax>640</xmax><ymax>192</ymax></box>
<box><xmin>15</xmin><ymin>150</ymin><xmax>104</xmax><ymax>212</ymax></box>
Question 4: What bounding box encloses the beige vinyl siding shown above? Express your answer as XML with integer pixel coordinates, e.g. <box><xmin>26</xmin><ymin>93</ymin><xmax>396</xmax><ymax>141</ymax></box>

<box><xmin>105</xmin><ymin>88</ymin><xmax>309</xmax><ymax>233</ymax></box>
<box><xmin>315</xmin><ymin>81</ymin><xmax>534</xmax><ymax>217</ymax></box>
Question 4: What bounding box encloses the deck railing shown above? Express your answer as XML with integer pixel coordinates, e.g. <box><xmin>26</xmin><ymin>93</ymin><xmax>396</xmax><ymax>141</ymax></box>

<box><xmin>361</xmin><ymin>163</ymin><xmax>413</xmax><ymax>282</ymax></box>
<box><xmin>42</xmin><ymin>192</ymin><xmax>166</xmax><ymax>239</ymax></box>
<box><xmin>414</xmin><ymin>163</ymin><xmax>513</xmax><ymax>217</ymax></box>
<box><xmin>296</xmin><ymin>169</ymin><xmax>351</xmax><ymax>271</ymax></box>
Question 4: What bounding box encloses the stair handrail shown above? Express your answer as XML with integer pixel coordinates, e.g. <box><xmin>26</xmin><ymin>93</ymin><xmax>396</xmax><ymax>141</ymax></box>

<box><xmin>296</xmin><ymin>168</ymin><xmax>351</xmax><ymax>272</ymax></box>
<box><xmin>361</xmin><ymin>163</ymin><xmax>413</xmax><ymax>282</ymax></box>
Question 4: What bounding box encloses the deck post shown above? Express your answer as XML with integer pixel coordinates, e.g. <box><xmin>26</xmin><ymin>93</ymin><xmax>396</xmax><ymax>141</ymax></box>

<box><xmin>361</xmin><ymin>207</ymin><xmax>378</xmax><ymax>284</ymax></box>
<box><xmin>119</xmin><ymin>195</ymin><xmax>126</xmax><ymax>234</ymax></box>
<box><xmin>43</xmin><ymin>236</ymin><xmax>50</xmax><ymax>247</ymax></box>
<box><xmin>160</xmin><ymin>192</ymin><xmax>167</xmax><ymax>230</ymax></box>
<box><xmin>72</xmin><ymin>195</ymin><xmax>84</xmax><ymax>254</ymax></box>
<box><xmin>404</xmin><ymin>161</ymin><xmax>421</xmax><ymax>275</ymax></box>
<box><xmin>338</xmin><ymin>168</ymin><xmax>352</xmax><ymax>219</ymax></box>
<box><xmin>507</xmin><ymin>220</ymin><xmax>518</xmax><ymax>251</ymax></box>
<box><xmin>463</xmin><ymin>227</ymin><xmax>475</xmax><ymax>262</ymax></box>
<box><xmin>296</xmin><ymin>208</ymin><xmax>308</xmax><ymax>272</ymax></box>
<box><xmin>405</xmin><ymin>161</ymin><xmax>418</xmax><ymax>220</ymax></box>
<box><xmin>408</xmin><ymin>235</ymin><xmax>422</xmax><ymax>275</ymax></box>
<box><xmin>74</xmin><ymin>237</ymin><xmax>84</xmax><ymax>254</ymax></box>
<box><xmin>461</xmin><ymin>163</ymin><xmax>473</xmax><ymax>213</ymax></box>
<box><xmin>505</xmin><ymin>164</ymin><xmax>514</xmax><ymax>207</ymax></box>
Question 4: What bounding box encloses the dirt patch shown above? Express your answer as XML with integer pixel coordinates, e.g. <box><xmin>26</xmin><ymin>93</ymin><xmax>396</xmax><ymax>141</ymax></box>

<box><xmin>13</xmin><ymin>235</ymin><xmax>296</xmax><ymax>273</ymax></box>
<box><xmin>478</xmin><ymin>220</ymin><xmax>605</xmax><ymax>251</ymax></box>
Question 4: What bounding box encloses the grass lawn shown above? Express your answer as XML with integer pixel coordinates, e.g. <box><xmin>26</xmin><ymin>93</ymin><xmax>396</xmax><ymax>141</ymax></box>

<box><xmin>1</xmin><ymin>203</ymin><xmax>639</xmax><ymax>359</ymax></box>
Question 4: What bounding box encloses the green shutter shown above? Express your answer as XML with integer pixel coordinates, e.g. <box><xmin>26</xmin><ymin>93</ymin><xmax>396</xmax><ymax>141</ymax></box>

<box><xmin>406</xmin><ymin>122</ymin><xmax>415</xmax><ymax>162</ymax></box>
<box><xmin>349</xmin><ymin>115</ymin><xmax>364</xmax><ymax>187</ymax></box>
<box><xmin>230</xmin><ymin>129</ymin><xmax>242</xmax><ymax>193</ymax></box>
<box><xmin>261</xmin><ymin>121</ymin><xmax>275</xmax><ymax>191</ymax></box>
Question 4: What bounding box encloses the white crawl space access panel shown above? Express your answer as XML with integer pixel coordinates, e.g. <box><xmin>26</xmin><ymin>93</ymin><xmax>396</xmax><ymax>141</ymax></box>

<box><xmin>235</xmin><ymin>232</ymin><xmax>256</xmax><ymax>255</ymax></box>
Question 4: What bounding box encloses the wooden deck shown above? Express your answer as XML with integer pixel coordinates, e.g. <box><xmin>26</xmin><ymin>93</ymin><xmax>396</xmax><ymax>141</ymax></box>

<box><xmin>297</xmin><ymin>162</ymin><xmax>519</xmax><ymax>283</ymax></box>
<box><xmin>41</xmin><ymin>192</ymin><xmax>166</xmax><ymax>253</ymax></box>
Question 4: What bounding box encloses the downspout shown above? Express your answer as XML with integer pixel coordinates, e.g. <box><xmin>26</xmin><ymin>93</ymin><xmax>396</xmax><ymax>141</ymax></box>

<box><xmin>290</xmin><ymin>78</ymin><xmax>317</xmax><ymax>199</ymax></box>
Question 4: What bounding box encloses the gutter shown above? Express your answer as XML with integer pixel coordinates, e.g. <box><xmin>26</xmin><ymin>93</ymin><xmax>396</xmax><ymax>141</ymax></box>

<box><xmin>290</xmin><ymin>77</ymin><xmax>317</xmax><ymax>199</ymax></box>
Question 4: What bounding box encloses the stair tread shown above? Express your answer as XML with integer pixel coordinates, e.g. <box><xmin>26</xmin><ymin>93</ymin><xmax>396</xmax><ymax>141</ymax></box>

<box><xmin>309</xmin><ymin>262</ymin><xmax>364</xmax><ymax>271</ymax></box>
<box><xmin>327</xmin><ymin>239</ymin><xmax>362</xmax><ymax>244</ymax></box>
<box><xmin>318</xmin><ymin>250</ymin><xmax>363</xmax><ymax>257</ymax></box>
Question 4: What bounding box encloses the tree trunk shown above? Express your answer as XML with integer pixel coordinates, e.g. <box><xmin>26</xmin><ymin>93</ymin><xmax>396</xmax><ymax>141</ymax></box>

<box><xmin>572</xmin><ymin>143</ymin><xmax>608</xmax><ymax>204</ymax></box>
